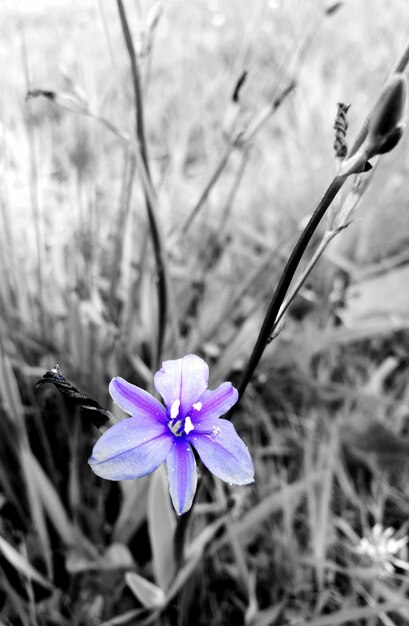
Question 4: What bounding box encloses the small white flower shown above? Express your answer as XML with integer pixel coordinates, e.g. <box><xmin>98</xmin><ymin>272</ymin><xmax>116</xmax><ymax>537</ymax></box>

<box><xmin>355</xmin><ymin>524</ymin><xmax>409</xmax><ymax>575</ymax></box>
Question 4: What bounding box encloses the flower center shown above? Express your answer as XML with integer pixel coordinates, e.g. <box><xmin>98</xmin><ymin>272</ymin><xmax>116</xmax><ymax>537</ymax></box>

<box><xmin>168</xmin><ymin>399</ymin><xmax>195</xmax><ymax>437</ymax></box>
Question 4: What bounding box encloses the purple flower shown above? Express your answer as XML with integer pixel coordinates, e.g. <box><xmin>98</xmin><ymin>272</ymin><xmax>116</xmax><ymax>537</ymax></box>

<box><xmin>89</xmin><ymin>354</ymin><xmax>254</xmax><ymax>514</ymax></box>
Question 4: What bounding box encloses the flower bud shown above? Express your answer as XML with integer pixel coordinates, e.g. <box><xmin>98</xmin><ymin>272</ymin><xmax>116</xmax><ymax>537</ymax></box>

<box><xmin>366</xmin><ymin>73</ymin><xmax>407</xmax><ymax>157</ymax></box>
<box><xmin>375</xmin><ymin>123</ymin><xmax>405</xmax><ymax>154</ymax></box>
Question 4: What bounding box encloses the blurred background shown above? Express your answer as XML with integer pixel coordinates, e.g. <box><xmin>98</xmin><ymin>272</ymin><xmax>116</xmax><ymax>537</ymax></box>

<box><xmin>2</xmin><ymin>0</ymin><xmax>409</xmax><ymax>624</ymax></box>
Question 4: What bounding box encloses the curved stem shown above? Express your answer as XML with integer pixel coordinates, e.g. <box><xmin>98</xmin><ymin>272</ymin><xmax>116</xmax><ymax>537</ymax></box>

<box><xmin>234</xmin><ymin>37</ymin><xmax>409</xmax><ymax>406</ymax></box>
<box><xmin>273</xmin><ymin>229</ymin><xmax>337</xmax><ymax>333</ymax></box>
<box><xmin>117</xmin><ymin>0</ymin><xmax>168</xmax><ymax>369</ymax></box>
<box><xmin>235</xmin><ymin>175</ymin><xmax>346</xmax><ymax>400</ymax></box>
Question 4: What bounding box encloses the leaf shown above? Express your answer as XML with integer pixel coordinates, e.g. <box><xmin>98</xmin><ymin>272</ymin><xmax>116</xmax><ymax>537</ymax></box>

<box><xmin>102</xmin><ymin>543</ymin><xmax>134</xmax><ymax>570</ymax></box>
<box><xmin>305</xmin><ymin>602</ymin><xmax>408</xmax><ymax>625</ymax></box>
<box><xmin>19</xmin><ymin>446</ymin><xmax>53</xmax><ymax>577</ymax></box>
<box><xmin>164</xmin><ymin>516</ymin><xmax>226</xmax><ymax>607</ymax></box>
<box><xmin>247</xmin><ymin>599</ymin><xmax>287</xmax><ymax>626</ymax></box>
<box><xmin>211</xmin><ymin>472</ymin><xmax>326</xmax><ymax>553</ymax></box>
<box><xmin>21</xmin><ymin>447</ymin><xmax>96</xmax><ymax>555</ymax></box>
<box><xmin>66</xmin><ymin>543</ymin><xmax>134</xmax><ymax>573</ymax></box>
<box><xmin>125</xmin><ymin>572</ymin><xmax>165</xmax><ymax>609</ymax></box>
<box><xmin>0</xmin><ymin>346</ymin><xmax>26</xmax><ymax>432</ymax></box>
<box><xmin>341</xmin><ymin>420</ymin><xmax>409</xmax><ymax>473</ymax></box>
<box><xmin>113</xmin><ymin>476</ymin><xmax>150</xmax><ymax>544</ymax></box>
<box><xmin>147</xmin><ymin>466</ymin><xmax>176</xmax><ymax>591</ymax></box>
<box><xmin>0</xmin><ymin>535</ymin><xmax>53</xmax><ymax>590</ymax></box>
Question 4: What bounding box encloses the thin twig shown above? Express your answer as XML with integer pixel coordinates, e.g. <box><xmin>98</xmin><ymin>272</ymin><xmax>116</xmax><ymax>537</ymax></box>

<box><xmin>237</xmin><ymin>79</ymin><xmax>296</xmax><ymax>145</ymax></box>
<box><xmin>173</xmin><ymin>79</ymin><xmax>296</xmax><ymax>243</ymax></box>
<box><xmin>176</xmin><ymin>148</ymin><xmax>231</xmax><ymax>238</ymax></box>
<box><xmin>175</xmin><ymin>2</ymin><xmax>319</xmax><ymax>242</ymax></box>
<box><xmin>117</xmin><ymin>0</ymin><xmax>168</xmax><ymax>370</ymax></box>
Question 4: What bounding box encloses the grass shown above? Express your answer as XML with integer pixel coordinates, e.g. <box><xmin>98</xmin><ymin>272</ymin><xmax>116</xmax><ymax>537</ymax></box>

<box><xmin>2</xmin><ymin>0</ymin><xmax>409</xmax><ymax>624</ymax></box>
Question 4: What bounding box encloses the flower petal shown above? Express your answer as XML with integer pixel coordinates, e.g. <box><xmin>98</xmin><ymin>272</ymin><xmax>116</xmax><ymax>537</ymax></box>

<box><xmin>166</xmin><ymin>440</ymin><xmax>197</xmax><ymax>515</ymax></box>
<box><xmin>109</xmin><ymin>377</ymin><xmax>166</xmax><ymax>422</ymax></box>
<box><xmin>154</xmin><ymin>355</ymin><xmax>209</xmax><ymax>417</ymax></box>
<box><xmin>189</xmin><ymin>419</ymin><xmax>254</xmax><ymax>485</ymax></box>
<box><xmin>89</xmin><ymin>416</ymin><xmax>173</xmax><ymax>480</ymax></box>
<box><xmin>192</xmin><ymin>382</ymin><xmax>238</xmax><ymax>422</ymax></box>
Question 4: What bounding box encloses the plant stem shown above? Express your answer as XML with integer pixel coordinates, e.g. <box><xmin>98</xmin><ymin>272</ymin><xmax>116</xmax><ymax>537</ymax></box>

<box><xmin>273</xmin><ymin>230</ymin><xmax>338</xmax><ymax>333</ymax></box>
<box><xmin>234</xmin><ymin>37</ymin><xmax>409</xmax><ymax>405</ymax></box>
<box><xmin>236</xmin><ymin>175</ymin><xmax>346</xmax><ymax>399</ymax></box>
<box><xmin>177</xmin><ymin>148</ymin><xmax>231</xmax><ymax>238</ymax></box>
<box><xmin>117</xmin><ymin>0</ymin><xmax>168</xmax><ymax>370</ymax></box>
<box><xmin>273</xmin><ymin>161</ymin><xmax>377</xmax><ymax>334</ymax></box>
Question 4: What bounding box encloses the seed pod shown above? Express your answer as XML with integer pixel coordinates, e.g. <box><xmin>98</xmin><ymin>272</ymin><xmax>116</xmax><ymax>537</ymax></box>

<box><xmin>367</xmin><ymin>74</ymin><xmax>407</xmax><ymax>157</ymax></box>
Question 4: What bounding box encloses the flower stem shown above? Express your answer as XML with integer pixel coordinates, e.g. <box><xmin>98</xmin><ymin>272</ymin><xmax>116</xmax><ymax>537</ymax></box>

<box><xmin>272</xmin><ymin>229</ymin><xmax>338</xmax><ymax>334</ymax></box>
<box><xmin>236</xmin><ymin>175</ymin><xmax>346</xmax><ymax>399</ymax></box>
<box><xmin>117</xmin><ymin>0</ymin><xmax>168</xmax><ymax>370</ymax></box>
<box><xmin>234</xmin><ymin>37</ymin><xmax>409</xmax><ymax>405</ymax></box>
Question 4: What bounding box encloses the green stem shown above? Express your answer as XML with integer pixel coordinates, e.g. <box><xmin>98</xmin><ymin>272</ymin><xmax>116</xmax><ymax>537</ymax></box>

<box><xmin>236</xmin><ymin>175</ymin><xmax>346</xmax><ymax>400</ymax></box>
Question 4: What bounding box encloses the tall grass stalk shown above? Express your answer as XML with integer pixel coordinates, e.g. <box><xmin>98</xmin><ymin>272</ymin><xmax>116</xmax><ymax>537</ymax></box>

<box><xmin>117</xmin><ymin>0</ymin><xmax>168</xmax><ymax>369</ymax></box>
<box><xmin>20</xmin><ymin>27</ymin><xmax>45</xmax><ymax>338</ymax></box>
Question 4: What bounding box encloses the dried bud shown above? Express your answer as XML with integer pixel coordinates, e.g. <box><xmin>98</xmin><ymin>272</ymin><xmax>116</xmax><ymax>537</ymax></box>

<box><xmin>35</xmin><ymin>365</ymin><xmax>117</xmax><ymax>432</ymax></box>
<box><xmin>222</xmin><ymin>71</ymin><xmax>248</xmax><ymax>139</ymax></box>
<box><xmin>367</xmin><ymin>74</ymin><xmax>407</xmax><ymax>157</ymax></box>
<box><xmin>333</xmin><ymin>102</ymin><xmax>351</xmax><ymax>158</ymax></box>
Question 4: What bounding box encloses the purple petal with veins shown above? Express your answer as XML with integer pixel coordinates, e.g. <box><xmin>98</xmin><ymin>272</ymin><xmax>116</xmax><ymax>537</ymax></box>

<box><xmin>154</xmin><ymin>354</ymin><xmax>209</xmax><ymax>416</ymax></box>
<box><xmin>189</xmin><ymin>418</ymin><xmax>254</xmax><ymax>485</ymax></box>
<box><xmin>192</xmin><ymin>382</ymin><xmax>238</xmax><ymax>423</ymax></box>
<box><xmin>166</xmin><ymin>440</ymin><xmax>197</xmax><ymax>515</ymax></box>
<box><xmin>89</xmin><ymin>415</ymin><xmax>173</xmax><ymax>480</ymax></box>
<box><xmin>109</xmin><ymin>377</ymin><xmax>167</xmax><ymax>423</ymax></box>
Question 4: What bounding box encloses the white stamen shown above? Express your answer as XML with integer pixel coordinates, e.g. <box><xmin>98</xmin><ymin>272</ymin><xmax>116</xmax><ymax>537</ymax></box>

<box><xmin>170</xmin><ymin>399</ymin><xmax>181</xmax><ymax>419</ymax></box>
<box><xmin>211</xmin><ymin>425</ymin><xmax>221</xmax><ymax>440</ymax></box>
<box><xmin>193</xmin><ymin>401</ymin><xmax>202</xmax><ymax>411</ymax></box>
<box><xmin>184</xmin><ymin>415</ymin><xmax>194</xmax><ymax>434</ymax></box>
